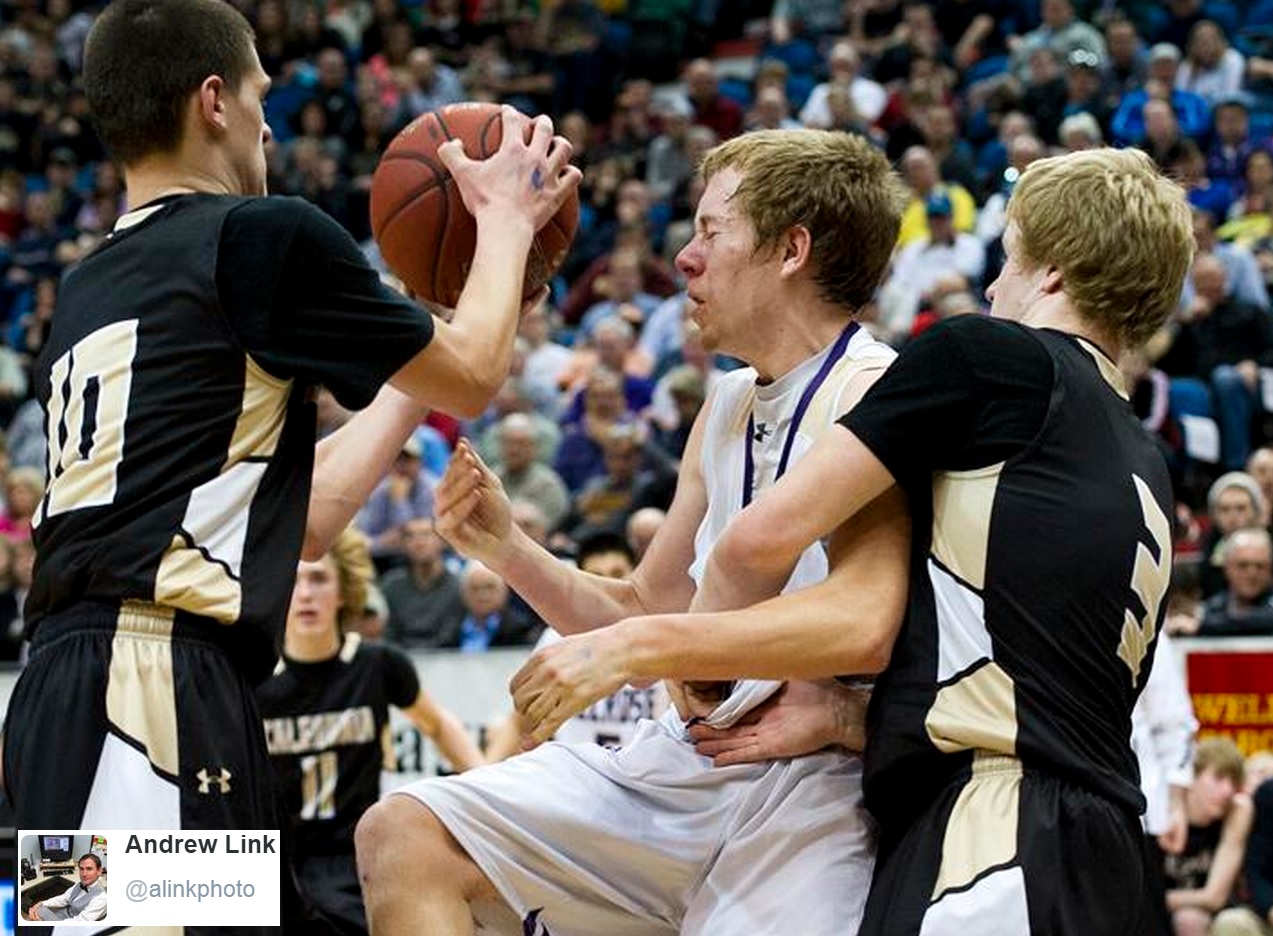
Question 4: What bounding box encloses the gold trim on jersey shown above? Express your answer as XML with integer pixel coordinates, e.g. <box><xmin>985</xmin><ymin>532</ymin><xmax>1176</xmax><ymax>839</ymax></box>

<box><xmin>931</xmin><ymin>753</ymin><xmax>1023</xmax><ymax>900</ymax></box>
<box><xmin>106</xmin><ymin>601</ymin><xmax>179</xmax><ymax>777</ymax></box>
<box><xmin>1074</xmin><ymin>337</ymin><xmax>1129</xmax><ymax>401</ymax></box>
<box><xmin>154</xmin><ymin>534</ymin><xmax>242</xmax><ymax>624</ymax></box>
<box><xmin>925</xmin><ymin>660</ymin><xmax>1018</xmax><ymax>756</ymax></box>
<box><xmin>931</xmin><ymin>463</ymin><xmax>1004</xmax><ymax>592</ymax></box>
<box><xmin>228</xmin><ymin>355</ymin><xmax>291</xmax><ymax>463</ymax></box>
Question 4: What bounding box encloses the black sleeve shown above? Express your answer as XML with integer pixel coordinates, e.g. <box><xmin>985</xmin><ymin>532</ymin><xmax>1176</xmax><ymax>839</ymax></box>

<box><xmin>1248</xmin><ymin>780</ymin><xmax>1273</xmax><ymax>919</ymax></box>
<box><xmin>379</xmin><ymin>643</ymin><xmax>423</xmax><ymax>710</ymax></box>
<box><xmin>840</xmin><ymin>316</ymin><xmax>1054</xmax><ymax>488</ymax></box>
<box><xmin>216</xmin><ymin>196</ymin><xmax>434</xmax><ymax>411</ymax></box>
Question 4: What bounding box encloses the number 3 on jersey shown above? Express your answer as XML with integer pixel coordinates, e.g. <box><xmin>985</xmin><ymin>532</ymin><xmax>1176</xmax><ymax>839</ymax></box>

<box><xmin>36</xmin><ymin>320</ymin><xmax>139</xmax><ymax>525</ymax></box>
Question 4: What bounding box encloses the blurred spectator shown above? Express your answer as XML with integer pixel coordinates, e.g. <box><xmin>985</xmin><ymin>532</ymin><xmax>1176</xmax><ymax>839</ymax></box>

<box><xmin>885</xmin><ymin>191</ymin><xmax>985</xmax><ymax>332</ymax></box>
<box><xmin>491</xmin><ymin>412</ymin><xmax>571</xmax><ymax>533</ymax></box>
<box><xmin>357</xmin><ymin>435</ymin><xmax>439</xmax><ymax>569</ymax></box>
<box><xmin>1200</xmin><ymin>472</ymin><xmax>1270</xmax><ymax>599</ymax></box>
<box><xmin>455</xmin><ymin>560</ymin><xmax>542</xmax><ymax>651</ymax></box>
<box><xmin>1111</xmin><ymin>43</ymin><xmax>1212</xmax><ymax>145</ymax></box>
<box><xmin>1208</xmin><ymin>777</ymin><xmax>1273</xmax><ymax>936</ymax></box>
<box><xmin>648</xmin><ymin>363</ymin><xmax>707</xmax><ymax>461</ymax></box>
<box><xmin>1172</xmin><ymin>139</ymin><xmax>1235</xmax><ymax>221</ymax></box>
<box><xmin>768</xmin><ymin>0</ymin><xmax>845</xmax><ymax>47</ymax></box>
<box><xmin>644</xmin><ymin>96</ymin><xmax>696</xmax><ymax>203</ymax></box>
<box><xmin>1061</xmin><ymin>49</ymin><xmax>1114</xmax><ymax>137</ymax></box>
<box><xmin>473</xmin><ymin>13</ymin><xmax>555</xmax><ymax>116</ymax></box>
<box><xmin>1008</xmin><ymin>0</ymin><xmax>1106</xmax><ymax>84</ymax></box>
<box><xmin>917</xmin><ymin>102</ymin><xmax>977</xmax><ymax>193</ymax></box>
<box><xmin>896</xmin><ymin>145</ymin><xmax>976</xmax><ymax>246</ymax></box>
<box><xmin>1177</xmin><ymin>20</ymin><xmax>1245</xmax><ymax>106</ymax></box>
<box><xmin>0</xmin><ymin>466</ymin><xmax>40</xmax><ymax>542</ymax></box>
<box><xmin>1157</xmin><ymin>254</ymin><xmax>1273</xmax><ymax>472</ymax></box>
<box><xmin>310</xmin><ymin>47</ymin><xmax>361</xmax><ymax>149</ymax></box>
<box><xmin>799</xmin><ymin>40</ymin><xmax>887</xmax><ymax>129</ymax></box>
<box><xmin>5</xmin><ymin>398</ymin><xmax>44</xmax><ymax>472</ymax></box>
<box><xmin>381</xmin><ymin>518</ymin><xmax>467</xmax><ymax>649</ymax></box>
<box><xmin>1058</xmin><ymin>110</ymin><xmax>1105</xmax><ymax>151</ymax></box>
<box><xmin>683</xmin><ymin>58</ymin><xmax>743</xmax><ymax>142</ymax></box>
<box><xmin>976</xmin><ymin>133</ymin><xmax>1044</xmax><ymax>249</ymax></box>
<box><xmin>1190</xmin><ymin>527</ymin><xmax>1273</xmax><ymax>636</ymax></box>
<box><xmin>518</xmin><ymin>301</ymin><xmax>573</xmax><ymax>412</ymax></box>
<box><xmin>1020</xmin><ymin>47</ymin><xmax>1069</xmax><ymax>146</ymax></box>
<box><xmin>562</xmin><ymin>421</ymin><xmax>663</xmax><ymax>540</ymax></box>
<box><xmin>1207</xmin><ymin>93</ymin><xmax>1266</xmax><ymax>189</ymax></box>
<box><xmin>745</xmin><ymin>85</ymin><xmax>802</xmax><ymax>132</ymax></box>
<box><xmin>578</xmin><ymin>246</ymin><xmax>663</xmax><ymax>339</ymax></box>
<box><xmin>554</xmin><ymin>366</ymin><xmax>637</xmax><ymax>493</ymax></box>
<box><xmin>559</xmin><ymin>318</ymin><xmax>654</xmax><ymax>421</ymax></box>
<box><xmin>1164</xmin><ymin>738</ymin><xmax>1255</xmax><ymax>936</ymax></box>
<box><xmin>401</xmin><ymin>46</ymin><xmax>466</xmax><ymax>119</ymax></box>
<box><xmin>1189</xmin><ymin>207</ymin><xmax>1268</xmax><ymax>310</ymax></box>
<box><xmin>935</xmin><ymin>0</ymin><xmax>1012</xmax><ymax>74</ymax></box>
<box><xmin>1103</xmin><ymin>15</ymin><xmax>1148</xmax><ymax>99</ymax></box>
<box><xmin>1247</xmin><ymin>445</ymin><xmax>1273</xmax><ymax>518</ymax></box>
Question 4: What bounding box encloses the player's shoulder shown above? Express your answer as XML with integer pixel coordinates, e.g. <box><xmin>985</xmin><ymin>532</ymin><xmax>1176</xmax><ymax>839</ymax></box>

<box><xmin>709</xmin><ymin>365</ymin><xmax>759</xmax><ymax>402</ymax></box>
<box><xmin>223</xmin><ymin>194</ymin><xmax>344</xmax><ymax>240</ymax></box>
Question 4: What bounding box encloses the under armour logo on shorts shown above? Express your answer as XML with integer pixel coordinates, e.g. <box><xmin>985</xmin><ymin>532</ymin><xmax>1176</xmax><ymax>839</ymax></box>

<box><xmin>753</xmin><ymin>423</ymin><xmax>772</xmax><ymax>442</ymax></box>
<box><xmin>196</xmin><ymin>767</ymin><xmax>232</xmax><ymax>794</ymax></box>
<box><xmin>523</xmin><ymin>907</ymin><xmax>553</xmax><ymax>935</ymax></box>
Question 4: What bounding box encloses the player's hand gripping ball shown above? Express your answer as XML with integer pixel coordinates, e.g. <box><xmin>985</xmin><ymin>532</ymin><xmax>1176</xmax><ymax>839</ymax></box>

<box><xmin>370</xmin><ymin>102</ymin><xmax>580</xmax><ymax>307</ymax></box>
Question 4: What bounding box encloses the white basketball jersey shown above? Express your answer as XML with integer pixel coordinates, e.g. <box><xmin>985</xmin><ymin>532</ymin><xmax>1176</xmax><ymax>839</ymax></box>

<box><xmin>535</xmin><ymin>628</ymin><xmax>669</xmax><ymax>747</ymax></box>
<box><xmin>688</xmin><ymin>326</ymin><xmax>895</xmax><ymax>727</ymax></box>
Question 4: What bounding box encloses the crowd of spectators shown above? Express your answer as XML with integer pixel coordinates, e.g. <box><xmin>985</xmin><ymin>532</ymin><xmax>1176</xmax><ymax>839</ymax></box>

<box><xmin>6</xmin><ymin>0</ymin><xmax>1273</xmax><ymax>927</ymax></box>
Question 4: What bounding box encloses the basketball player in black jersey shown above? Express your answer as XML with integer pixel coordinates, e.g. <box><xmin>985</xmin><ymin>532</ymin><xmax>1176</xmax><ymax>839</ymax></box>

<box><xmin>258</xmin><ymin>528</ymin><xmax>483</xmax><ymax>934</ymax></box>
<box><xmin>1</xmin><ymin>0</ymin><xmax>578</xmax><ymax>838</ymax></box>
<box><xmin>514</xmin><ymin>147</ymin><xmax>1195</xmax><ymax>936</ymax></box>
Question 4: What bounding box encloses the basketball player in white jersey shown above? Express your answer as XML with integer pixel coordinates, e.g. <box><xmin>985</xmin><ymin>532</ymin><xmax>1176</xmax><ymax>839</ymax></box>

<box><xmin>357</xmin><ymin>129</ymin><xmax>911</xmax><ymax>936</ymax></box>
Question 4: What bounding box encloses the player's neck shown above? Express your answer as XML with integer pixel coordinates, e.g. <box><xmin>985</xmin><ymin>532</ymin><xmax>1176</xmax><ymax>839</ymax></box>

<box><xmin>122</xmin><ymin>156</ymin><xmax>237</xmax><ymax>211</ymax></box>
<box><xmin>285</xmin><ymin>629</ymin><xmax>342</xmax><ymax>663</ymax></box>
<box><xmin>1020</xmin><ymin>294</ymin><xmax>1121</xmax><ymax>361</ymax></box>
<box><xmin>750</xmin><ymin>312</ymin><xmax>854</xmax><ymax>383</ymax></box>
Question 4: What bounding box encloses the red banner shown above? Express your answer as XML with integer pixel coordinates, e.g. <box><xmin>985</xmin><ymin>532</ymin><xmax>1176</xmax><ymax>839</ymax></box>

<box><xmin>1185</xmin><ymin>649</ymin><xmax>1273</xmax><ymax>755</ymax></box>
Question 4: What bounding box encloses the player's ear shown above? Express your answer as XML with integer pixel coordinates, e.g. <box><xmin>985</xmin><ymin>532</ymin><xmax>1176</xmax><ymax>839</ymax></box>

<box><xmin>779</xmin><ymin>224</ymin><xmax>812</xmax><ymax>278</ymax></box>
<box><xmin>198</xmin><ymin>75</ymin><xmax>228</xmax><ymax>132</ymax></box>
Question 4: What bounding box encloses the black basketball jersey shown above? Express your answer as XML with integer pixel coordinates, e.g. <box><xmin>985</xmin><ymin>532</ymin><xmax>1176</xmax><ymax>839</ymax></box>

<box><xmin>842</xmin><ymin>316</ymin><xmax>1173</xmax><ymax>831</ymax></box>
<box><xmin>257</xmin><ymin>633</ymin><xmax>419</xmax><ymax>853</ymax></box>
<box><xmin>28</xmin><ymin>195</ymin><xmax>433</xmax><ymax>682</ymax></box>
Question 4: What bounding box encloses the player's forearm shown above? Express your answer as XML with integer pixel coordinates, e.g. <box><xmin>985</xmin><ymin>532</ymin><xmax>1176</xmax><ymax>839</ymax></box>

<box><xmin>494</xmin><ymin>528</ymin><xmax>647</xmax><ymax>635</ymax></box>
<box><xmin>440</xmin><ymin>219</ymin><xmax>535</xmax><ymax>409</ymax></box>
<box><xmin>305</xmin><ymin>385</ymin><xmax>429</xmax><ymax>560</ymax></box>
<box><xmin>619</xmin><ymin>575</ymin><xmax>901</xmax><ymax>683</ymax></box>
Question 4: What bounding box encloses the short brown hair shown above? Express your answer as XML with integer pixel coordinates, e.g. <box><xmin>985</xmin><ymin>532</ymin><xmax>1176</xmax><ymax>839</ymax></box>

<box><xmin>84</xmin><ymin>0</ymin><xmax>259</xmax><ymax>165</ymax></box>
<box><xmin>699</xmin><ymin>129</ymin><xmax>907</xmax><ymax>312</ymax></box>
<box><xmin>1006</xmin><ymin>147</ymin><xmax>1194</xmax><ymax>347</ymax></box>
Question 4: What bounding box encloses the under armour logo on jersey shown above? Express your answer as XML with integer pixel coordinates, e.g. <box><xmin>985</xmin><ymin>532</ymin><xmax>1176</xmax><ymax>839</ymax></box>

<box><xmin>753</xmin><ymin>422</ymin><xmax>772</xmax><ymax>442</ymax></box>
<box><xmin>196</xmin><ymin>767</ymin><xmax>232</xmax><ymax>794</ymax></box>
<box><xmin>523</xmin><ymin>908</ymin><xmax>553</xmax><ymax>935</ymax></box>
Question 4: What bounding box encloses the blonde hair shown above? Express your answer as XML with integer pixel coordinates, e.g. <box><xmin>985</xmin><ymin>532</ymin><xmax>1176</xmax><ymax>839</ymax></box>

<box><xmin>700</xmin><ymin>129</ymin><xmax>908</xmax><ymax>312</ymax></box>
<box><xmin>326</xmin><ymin>527</ymin><xmax>374</xmax><ymax>630</ymax></box>
<box><xmin>1195</xmin><ymin>736</ymin><xmax>1245</xmax><ymax>785</ymax></box>
<box><xmin>1006</xmin><ymin>147</ymin><xmax>1194</xmax><ymax>347</ymax></box>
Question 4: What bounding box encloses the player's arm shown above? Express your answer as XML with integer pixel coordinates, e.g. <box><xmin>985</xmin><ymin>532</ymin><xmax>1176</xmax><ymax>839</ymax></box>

<box><xmin>1168</xmin><ymin>793</ymin><xmax>1255</xmax><ymax>913</ymax></box>
<box><xmin>400</xmin><ymin>689</ymin><xmax>485</xmax><ymax>773</ymax></box>
<box><xmin>434</xmin><ymin>392</ymin><xmax>712</xmax><ymax>633</ymax></box>
<box><xmin>694</xmin><ymin>423</ymin><xmax>897</xmax><ymax>615</ymax></box>
<box><xmin>482</xmin><ymin>710</ymin><xmax>524</xmax><ymax>763</ymax></box>
<box><xmin>387</xmin><ymin>109</ymin><xmax>580</xmax><ymax>418</ymax></box>
<box><xmin>511</xmin><ymin>484</ymin><xmax>910</xmax><ymax>742</ymax></box>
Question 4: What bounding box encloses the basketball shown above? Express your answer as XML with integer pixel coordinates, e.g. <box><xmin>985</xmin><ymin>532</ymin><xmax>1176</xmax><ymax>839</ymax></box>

<box><xmin>370</xmin><ymin>103</ymin><xmax>580</xmax><ymax>308</ymax></box>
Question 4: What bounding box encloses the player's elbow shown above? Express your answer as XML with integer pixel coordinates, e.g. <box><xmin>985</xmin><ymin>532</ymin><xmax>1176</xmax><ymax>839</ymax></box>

<box><xmin>714</xmin><ymin>515</ymin><xmax>799</xmax><ymax>584</ymax></box>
